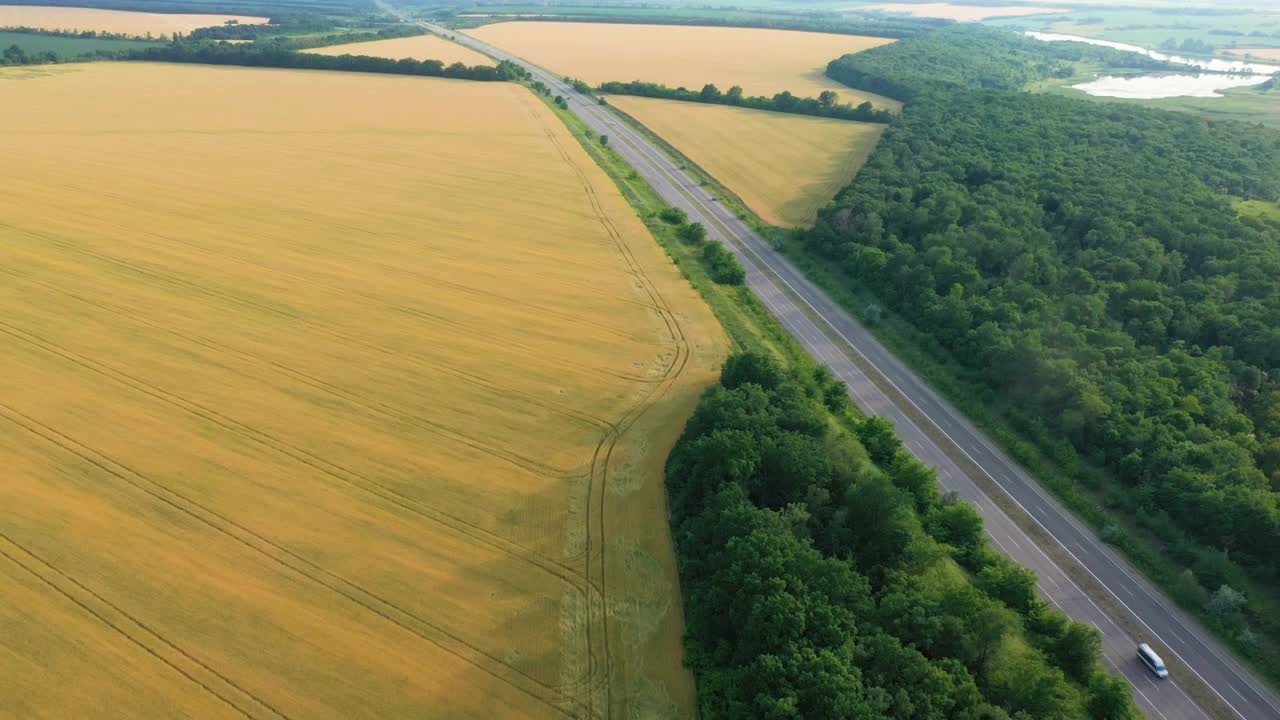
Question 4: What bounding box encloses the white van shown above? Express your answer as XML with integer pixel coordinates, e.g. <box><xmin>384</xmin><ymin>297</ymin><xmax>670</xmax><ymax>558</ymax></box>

<box><xmin>1138</xmin><ymin>643</ymin><xmax>1169</xmax><ymax>678</ymax></box>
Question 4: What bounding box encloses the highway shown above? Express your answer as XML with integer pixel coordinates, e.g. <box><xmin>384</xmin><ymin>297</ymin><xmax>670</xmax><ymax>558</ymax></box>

<box><xmin>393</xmin><ymin>12</ymin><xmax>1280</xmax><ymax>720</ymax></box>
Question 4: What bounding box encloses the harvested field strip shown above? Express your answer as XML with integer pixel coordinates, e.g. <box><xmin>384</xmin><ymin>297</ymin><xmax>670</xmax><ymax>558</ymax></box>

<box><xmin>0</xmin><ymin>62</ymin><xmax>725</xmax><ymax>719</ymax></box>
<box><xmin>465</xmin><ymin>21</ymin><xmax>901</xmax><ymax>108</ymax></box>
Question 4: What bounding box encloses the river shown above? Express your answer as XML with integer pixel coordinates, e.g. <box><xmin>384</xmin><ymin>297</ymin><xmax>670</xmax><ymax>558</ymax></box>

<box><xmin>1026</xmin><ymin>31</ymin><xmax>1279</xmax><ymax>99</ymax></box>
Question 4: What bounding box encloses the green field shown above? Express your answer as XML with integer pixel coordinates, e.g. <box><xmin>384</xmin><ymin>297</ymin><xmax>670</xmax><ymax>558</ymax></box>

<box><xmin>1033</xmin><ymin>75</ymin><xmax>1280</xmax><ymax>129</ymax></box>
<box><xmin>1238</xmin><ymin>199</ymin><xmax>1280</xmax><ymax>231</ymax></box>
<box><xmin>0</xmin><ymin>30</ymin><xmax>162</xmax><ymax>54</ymax></box>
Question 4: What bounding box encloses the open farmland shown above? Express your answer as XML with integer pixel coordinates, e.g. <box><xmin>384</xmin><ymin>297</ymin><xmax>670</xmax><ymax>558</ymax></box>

<box><xmin>0</xmin><ymin>5</ymin><xmax>265</xmax><ymax>36</ymax></box>
<box><xmin>0</xmin><ymin>61</ymin><xmax>725</xmax><ymax>720</ymax></box>
<box><xmin>609</xmin><ymin>95</ymin><xmax>885</xmax><ymax>227</ymax></box>
<box><xmin>465</xmin><ymin>21</ymin><xmax>900</xmax><ymax>108</ymax></box>
<box><xmin>303</xmin><ymin>34</ymin><xmax>491</xmax><ymax>66</ymax></box>
<box><xmin>1226</xmin><ymin>47</ymin><xmax>1280</xmax><ymax>62</ymax></box>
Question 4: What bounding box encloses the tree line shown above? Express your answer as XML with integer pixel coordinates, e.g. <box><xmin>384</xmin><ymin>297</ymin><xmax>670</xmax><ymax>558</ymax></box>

<box><xmin>668</xmin><ymin>352</ymin><xmax>1137</xmax><ymax>719</ymax></box>
<box><xmin>118</xmin><ymin>39</ymin><xmax>524</xmax><ymax>81</ymax></box>
<box><xmin>186</xmin><ymin>13</ymin><xmax>343</xmax><ymax>40</ymax></box>
<box><xmin>599</xmin><ymin>79</ymin><xmax>895</xmax><ymax>123</ymax></box>
<box><xmin>807</xmin><ymin>23</ymin><xmax>1280</xmax><ymax>676</ymax></box>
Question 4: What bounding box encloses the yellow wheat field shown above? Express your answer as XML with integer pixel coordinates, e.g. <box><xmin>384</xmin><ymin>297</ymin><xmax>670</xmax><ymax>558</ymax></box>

<box><xmin>609</xmin><ymin>95</ymin><xmax>885</xmax><ymax>227</ymax></box>
<box><xmin>466</xmin><ymin>21</ymin><xmax>900</xmax><ymax>108</ymax></box>
<box><xmin>0</xmin><ymin>62</ymin><xmax>725</xmax><ymax>720</ymax></box>
<box><xmin>304</xmin><ymin>34</ymin><xmax>491</xmax><ymax>66</ymax></box>
<box><xmin>0</xmin><ymin>5</ymin><xmax>265</xmax><ymax>36</ymax></box>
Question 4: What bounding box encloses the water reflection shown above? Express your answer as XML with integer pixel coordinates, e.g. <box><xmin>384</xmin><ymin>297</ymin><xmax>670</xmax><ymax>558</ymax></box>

<box><xmin>1071</xmin><ymin>73</ymin><xmax>1271</xmax><ymax>99</ymax></box>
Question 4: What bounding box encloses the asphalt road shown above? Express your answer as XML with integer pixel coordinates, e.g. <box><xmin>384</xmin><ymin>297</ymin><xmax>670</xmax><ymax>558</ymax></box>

<box><xmin>396</xmin><ymin>14</ymin><xmax>1280</xmax><ymax>720</ymax></box>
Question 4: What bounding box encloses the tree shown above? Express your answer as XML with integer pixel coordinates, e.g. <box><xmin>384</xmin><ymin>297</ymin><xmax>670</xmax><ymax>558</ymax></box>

<box><xmin>863</xmin><ymin>303</ymin><xmax>883</xmax><ymax>326</ymax></box>
<box><xmin>818</xmin><ymin>90</ymin><xmax>838</xmax><ymax>107</ymax></box>
<box><xmin>1088</xmin><ymin>672</ymin><xmax>1140</xmax><ymax>720</ymax></box>
<box><xmin>703</xmin><ymin>242</ymin><xmax>746</xmax><ymax>285</ymax></box>
<box><xmin>1206</xmin><ymin>585</ymin><xmax>1247</xmax><ymax>617</ymax></box>
<box><xmin>1053</xmin><ymin>623</ymin><xmax>1102</xmax><ymax>682</ymax></box>
<box><xmin>659</xmin><ymin>206</ymin><xmax>687</xmax><ymax>225</ymax></box>
<box><xmin>599</xmin><ymin>134</ymin><xmax>609</xmax><ymax>147</ymax></box>
<box><xmin>700</xmin><ymin>83</ymin><xmax>723</xmax><ymax>102</ymax></box>
<box><xmin>678</xmin><ymin>222</ymin><xmax>707</xmax><ymax>244</ymax></box>
<box><xmin>976</xmin><ymin>562</ymin><xmax>1038</xmax><ymax>614</ymax></box>
<box><xmin>928</xmin><ymin>499</ymin><xmax>985</xmax><ymax>564</ymax></box>
<box><xmin>856</xmin><ymin>416</ymin><xmax>900</xmax><ymax>466</ymax></box>
<box><xmin>721</xmin><ymin>352</ymin><xmax>785</xmax><ymax>391</ymax></box>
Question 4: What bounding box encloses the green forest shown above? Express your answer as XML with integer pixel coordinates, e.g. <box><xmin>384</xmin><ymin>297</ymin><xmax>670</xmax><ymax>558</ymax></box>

<box><xmin>667</xmin><ymin>352</ymin><xmax>1135</xmax><ymax>719</ymax></box>
<box><xmin>810</xmin><ymin>25</ymin><xmax>1280</xmax><ymax>675</ymax></box>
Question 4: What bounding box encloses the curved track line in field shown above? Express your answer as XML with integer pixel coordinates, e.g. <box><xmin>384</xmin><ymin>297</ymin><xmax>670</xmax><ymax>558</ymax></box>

<box><xmin>1</xmin><ymin>102</ymin><xmax>696</xmax><ymax>719</ymax></box>
<box><xmin>519</xmin><ymin>92</ymin><xmax>694</xmax><ymax>720</ymax></box>
<box><xmin>0</xmin><ymin>404</ymin><xmax>582</xmax><ymax>719</ymax></box>
<box><xmin>0</xmin><ymin>321</ymin><xmax>592</xmax><ymax>595</ymax></box>
<box><xmin>0</xmin><ymin>534</ymin><xmax>285</xmax><ymax>720</ymax></box>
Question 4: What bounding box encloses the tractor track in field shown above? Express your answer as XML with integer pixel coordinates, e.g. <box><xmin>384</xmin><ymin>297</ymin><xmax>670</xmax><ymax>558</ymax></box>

<box><xmin>0</xmin><ymin>402</ymin><xmax>586</xmax><ymax>719</ymax></box>
<box><xmin>0</xmin><ymin>87</ymin><xmax>696</xmax><ymax>720</ymax></box>
<box><xmin>521</xmin><ymin>91</ymin><xmax>693</xmax><ymax>720</ymax></box>
<box><xmin>0</xmin><ymin>533</ymin><xmax>285</xmax><ymax>720</ymax></box>
<box><xmin>0</xmin><ymin>320</ymin><xmax>601</xmax><ymax>614</ymax></box>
